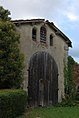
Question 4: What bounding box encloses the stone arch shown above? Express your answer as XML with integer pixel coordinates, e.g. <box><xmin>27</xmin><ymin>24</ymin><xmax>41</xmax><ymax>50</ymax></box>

<box><xmin>28</xmin><ymin>51</ymin><xmax>58</xmax><ymax>106</ymax></box>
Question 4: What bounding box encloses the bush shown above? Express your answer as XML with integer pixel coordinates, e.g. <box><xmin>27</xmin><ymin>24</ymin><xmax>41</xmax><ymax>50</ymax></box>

<box><xmin>58</xmin><ymin>95</ymin><xmax>76</xmax><ymax>107</ymax></box>
<box><xmin>0</xmin><ymin>89</ymin><xmax>27</xmax><ymax>118</ymax></box>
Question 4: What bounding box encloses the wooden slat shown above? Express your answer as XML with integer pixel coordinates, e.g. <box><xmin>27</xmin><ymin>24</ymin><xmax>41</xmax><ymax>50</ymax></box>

<box><xmin>28</xmin><ymin>52</ymin><xmax>58</xmax><ymax>106</ymax></box>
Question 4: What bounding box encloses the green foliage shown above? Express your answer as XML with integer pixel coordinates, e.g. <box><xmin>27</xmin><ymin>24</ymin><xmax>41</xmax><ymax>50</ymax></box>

<box><xmin>0</xmin><ymin>6</ymin><xmax>11</xmax><ymax>21</ymax></box>
<box><xmin>0</xmin><ymin>6</ymin><xmax>24</xmax><ymax>89</ymax></box>
<box><xmin>64</xmin><ymin>56</ymin><xmax>76</xmax><ymax>104</ymax></box>
<box><xmin>0</xmin><ymin>89</ymin><xmax>27</xmax><ymax>118</ymax></box>
<box><xmin>59</xmin><ymin>96</ymin><xmax>76</xmax><ymax>107</ymax></box>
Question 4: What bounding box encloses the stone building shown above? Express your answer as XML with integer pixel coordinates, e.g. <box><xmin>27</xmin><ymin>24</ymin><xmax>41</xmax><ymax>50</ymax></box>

<box><xmin>13</xmin><ymin>19</ymin><xmax>72</xmax><ymax>106</ymax></box>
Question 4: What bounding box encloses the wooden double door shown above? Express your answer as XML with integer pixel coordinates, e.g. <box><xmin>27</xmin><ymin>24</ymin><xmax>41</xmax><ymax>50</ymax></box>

<box><xmin>28</xmin><ymin>52</ymin><xmax>58</xmax><ymax>106</ymax></box>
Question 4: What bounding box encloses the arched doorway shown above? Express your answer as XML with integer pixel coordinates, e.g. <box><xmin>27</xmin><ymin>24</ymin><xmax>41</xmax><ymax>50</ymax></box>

<box><xmin>28</xmin><ymin>51</ymin><xmax>58</xmax><ymax>106</ymax></box>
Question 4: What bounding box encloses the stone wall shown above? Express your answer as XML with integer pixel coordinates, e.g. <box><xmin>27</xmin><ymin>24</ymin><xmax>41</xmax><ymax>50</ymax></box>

<box><xmin>15</xmin><ymin>22</ymin><xmax>69</xmax><ymax>103</ymax></box>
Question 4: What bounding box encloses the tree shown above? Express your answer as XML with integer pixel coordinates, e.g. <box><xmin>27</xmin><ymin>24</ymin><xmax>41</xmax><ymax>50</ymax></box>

<box><xmin>0</xmin><ymin>6</ymin><xmax>24</xmax><ymax>89</ymax></box>
<box><xmin>0</xmin><ymin>6</ymin><xmax>11</xmax><ymax>21</ymax></box>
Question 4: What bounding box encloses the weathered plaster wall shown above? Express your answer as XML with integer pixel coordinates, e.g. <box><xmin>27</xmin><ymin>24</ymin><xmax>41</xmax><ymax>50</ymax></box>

<box><xmin>16</xmin><ymin>22</ymin><xmax>69</xmax><ymax>102</ymax></box>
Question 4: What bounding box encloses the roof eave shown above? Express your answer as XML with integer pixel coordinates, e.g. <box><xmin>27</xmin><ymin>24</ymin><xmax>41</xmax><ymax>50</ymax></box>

<box><xmin>46</xmin><ymin>20</ymin><xmax>72</xmax><ymax>47</ymax></box>
<box><xmin>12</xmin><ymin>19</ymin><xmax>72</xmax><ymax>47</ymax></box>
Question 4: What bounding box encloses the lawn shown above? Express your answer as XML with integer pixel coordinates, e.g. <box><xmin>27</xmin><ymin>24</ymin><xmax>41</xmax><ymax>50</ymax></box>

<box><xmin>24</xmin><ymin>106</ymin><xmax>79</xmax><ymax>118</ymax></box>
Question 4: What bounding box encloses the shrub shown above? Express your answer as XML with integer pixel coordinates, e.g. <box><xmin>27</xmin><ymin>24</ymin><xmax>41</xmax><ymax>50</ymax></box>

<box><xmin>0</xmin><ymin>89</ymin><xmax>27</xmax><ymax>118</ymax></box>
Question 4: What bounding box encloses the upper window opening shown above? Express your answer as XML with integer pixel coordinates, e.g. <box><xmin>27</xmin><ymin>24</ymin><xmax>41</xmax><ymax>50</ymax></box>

<box><xmin>32</xmin><ymin>28</ymin><xmax>37</xmax><ymax>41</ymax></box>
<box><xmin>50</xmin><ymin>34</ymin><xmax>53</xmax><ymax>46</ymax></box>
<box><xmin>40</xmin><ymin>26</ymin><xmax>46</xmax><ymax>43</ymax></box>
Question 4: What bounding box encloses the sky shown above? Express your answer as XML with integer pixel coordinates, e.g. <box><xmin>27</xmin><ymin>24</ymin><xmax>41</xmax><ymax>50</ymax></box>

<box><xmin>0</xmin><ymin>0</ymin><xmax>79</xmax><ymax>63</ymax></box>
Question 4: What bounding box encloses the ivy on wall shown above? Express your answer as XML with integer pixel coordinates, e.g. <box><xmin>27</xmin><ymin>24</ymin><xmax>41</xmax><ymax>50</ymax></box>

<box><xmin>64</xmin><ymin>56</ymin><xmax>76</xmax><ymax>100</ymax></box>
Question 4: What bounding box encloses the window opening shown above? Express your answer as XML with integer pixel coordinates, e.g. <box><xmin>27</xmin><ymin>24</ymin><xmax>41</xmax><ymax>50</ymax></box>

<box><xmin>32</xmin><ymin>28</ymin><xmax>36</xmax><ymax>41</ymax></box>
<box><xmin>50</xmin><ymin>34</ymin><xmax>53</xmax><ymax>46</ymax></box>
<box><xmin>40</xmin><ymin>26</ymin><xmax>46</xmax><ymax>43</ymax></box>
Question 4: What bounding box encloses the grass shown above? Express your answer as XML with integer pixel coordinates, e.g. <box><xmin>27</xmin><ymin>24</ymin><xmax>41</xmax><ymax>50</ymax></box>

<box><xmin>16</xmin><ymin>115</ymin><xmax>25</xmax><ymax>118</ymax></box>
<box><xmin>24</xmin><ymin>106</ymin><xmax>79</xmax><ymax>118</ymax></box>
